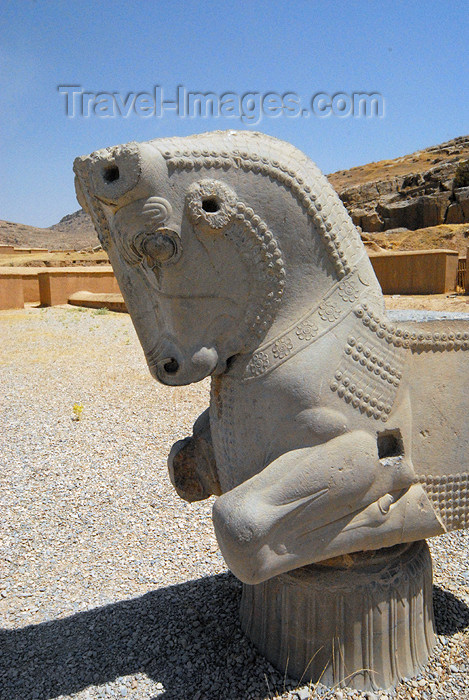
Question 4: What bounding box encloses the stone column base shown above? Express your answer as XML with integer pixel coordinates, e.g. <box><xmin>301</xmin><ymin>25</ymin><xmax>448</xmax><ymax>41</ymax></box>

<box><xmin>239</xmin><ymin>541</ymin><xmax>435</xmax><ymax>691</ymax></box>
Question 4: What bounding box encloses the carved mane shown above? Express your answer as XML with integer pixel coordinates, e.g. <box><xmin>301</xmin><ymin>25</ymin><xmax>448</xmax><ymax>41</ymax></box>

<box><xmin>152</xmin><ymin>131</ymin><xmax>366</xmax><ymax>279</ymax></box>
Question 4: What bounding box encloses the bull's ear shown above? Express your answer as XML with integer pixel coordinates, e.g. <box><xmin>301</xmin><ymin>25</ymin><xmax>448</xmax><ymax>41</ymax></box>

<box><xmin>186</xmin><ymin>179</ymin><xmax>237</xmax><ymax>232</ymax></box>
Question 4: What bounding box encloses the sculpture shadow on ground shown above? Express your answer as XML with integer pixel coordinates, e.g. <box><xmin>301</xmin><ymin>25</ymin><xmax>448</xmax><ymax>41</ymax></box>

<box><xmin>1</xmin><ymin>575</ymin><xmax>468</xmax><ymax>700</ymax></box>
<box><xmin>0</xmin><ymin>572</ymin><xmax>287</xmax><ymax>700</ymax></box>
<box><xmin>433</xmin><ymin>584</ymin><xmax>469</xmax><ymax>635</ymax></box>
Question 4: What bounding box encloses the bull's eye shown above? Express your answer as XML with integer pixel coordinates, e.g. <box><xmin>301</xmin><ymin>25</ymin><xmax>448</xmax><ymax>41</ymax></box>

<box><xmin>142</xmin><ymin>233</ymin><xmax>176</xmax><ymax>263</ymax></box>
<box><xmin>132</xmin><ymin>228</ymin><xmax>181</xmax><ymax>266</ymax></box>
<box><xmin>186</xmin><ymin>179</ymin><xmax>237</xmax><ymax>231</ymax></box>
<box><xmin>112</xmin><ymin>196</ymin><xmax>175</xmax><ymax>267</ymax></box>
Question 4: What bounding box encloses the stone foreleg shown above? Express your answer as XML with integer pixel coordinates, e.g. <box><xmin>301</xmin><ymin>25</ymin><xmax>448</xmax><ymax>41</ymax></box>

<box><xmin>212</xmin><ymin>430</ymin><xmax>444</xmax><ymax>584</ymax></box>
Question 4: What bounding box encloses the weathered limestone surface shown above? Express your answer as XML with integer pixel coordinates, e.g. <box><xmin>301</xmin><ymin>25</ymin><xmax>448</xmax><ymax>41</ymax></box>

<box><xmin>74</xmin><ymin>131</ymin><xmax>469</xmax><ymax>690</ymax></box>
<box><xmin>240</xmin><ymin>541</ymin><xmax>435</xmax><ymax>691</ymax></box>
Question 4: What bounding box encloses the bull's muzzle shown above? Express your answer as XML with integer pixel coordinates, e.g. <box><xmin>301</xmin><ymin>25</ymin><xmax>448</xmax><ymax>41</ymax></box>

<box><xmin>148</xmin><ymin>344</ymin><xmax>220</xmax><ymax>386</ymax></box>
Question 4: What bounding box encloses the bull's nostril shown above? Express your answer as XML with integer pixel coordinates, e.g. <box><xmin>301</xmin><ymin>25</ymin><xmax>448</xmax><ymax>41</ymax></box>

<box><xmin>163</xmin><ymin>358</ymin><xmax>179</xmax><ymax>374</ymax></box>
<box><xmin>102</xmin><ymin>165</ymin><xmax>120</xmax><ymax>183</ymax></box>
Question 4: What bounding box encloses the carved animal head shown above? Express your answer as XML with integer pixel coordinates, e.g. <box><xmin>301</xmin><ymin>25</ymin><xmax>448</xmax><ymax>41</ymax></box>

<box><xmin>74</xmin><ymin>131</ymin><xmax>382</xmax><ymax>385</ymax></box>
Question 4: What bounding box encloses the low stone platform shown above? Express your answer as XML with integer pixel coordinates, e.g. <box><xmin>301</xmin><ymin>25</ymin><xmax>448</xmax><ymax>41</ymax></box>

<box><xmin>0</xmin><ymin>266</ymin><xmax>42</xmax><ymax>303</ymax></box>
<box><xmin>369</xmin><ymin>249</ymin><xmax>459</xmax><ymax>294</ymax></box>
<box><xmin>0</xmin><ymin>270</ymin><xmax>24</xmax><ymax>309</ymax></box>
<box><xmin>68</xmin><ymin>291</ymin><xmax>127</xmax><ymax>312</ymax></box>
<box><xmin>0</xmin><ymin>265</ymin><xmax>121</xmax><ymax>309</ymax></box>
<box><xmin>38</xmin><ymin>266</ymin><xmax>120</xmax><ymax>306</ymax></box>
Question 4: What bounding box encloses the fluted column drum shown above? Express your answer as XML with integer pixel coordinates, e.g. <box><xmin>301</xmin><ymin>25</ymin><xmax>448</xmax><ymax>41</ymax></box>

<box><xmin>240</xmin><ymin>541</ymin><xmax>435</xmax><ymax>691</ymax></box>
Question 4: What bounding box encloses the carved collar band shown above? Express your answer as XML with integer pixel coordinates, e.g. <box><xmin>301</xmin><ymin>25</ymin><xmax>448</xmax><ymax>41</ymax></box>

<box><xmin>240</xmin><ymin>268</ymin><xmax>364</xmax><ymax>380</ymax></box>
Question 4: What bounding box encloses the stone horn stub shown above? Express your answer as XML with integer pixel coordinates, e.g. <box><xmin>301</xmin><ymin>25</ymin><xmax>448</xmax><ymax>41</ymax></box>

<box><xmin>74</xmin><ymin>141</ymin><xmax>170</xmax><ymax>214</ymax></box>
<box><xmin>74</xmin><ymin>142</ymin><xmax>143</xmax><ymax>208</ymax></box>
<box><xmin>74</xmin><ymin>142</ymin><xmax>169</xmax><ymax>248</ymax></box>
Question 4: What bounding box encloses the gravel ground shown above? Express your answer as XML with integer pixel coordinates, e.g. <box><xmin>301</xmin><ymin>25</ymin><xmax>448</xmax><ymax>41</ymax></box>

<box><xmin>0</xmin><ymin>306</ymin><xmax>468</xmax><ymax>700</ymax></box>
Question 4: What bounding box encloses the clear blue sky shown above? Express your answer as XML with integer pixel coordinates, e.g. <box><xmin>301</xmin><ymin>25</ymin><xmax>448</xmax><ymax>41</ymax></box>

<box><xmin>1</xmin><ymin>0</ymin><xmax>468</xmax><ymax>227</ymax></box>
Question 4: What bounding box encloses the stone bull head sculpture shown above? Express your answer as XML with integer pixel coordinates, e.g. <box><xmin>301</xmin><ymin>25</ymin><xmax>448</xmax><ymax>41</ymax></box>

<box><xmin>74</xmin><ymin>131</ymin><xmax>469</xmax><ymax>690</ymax></box>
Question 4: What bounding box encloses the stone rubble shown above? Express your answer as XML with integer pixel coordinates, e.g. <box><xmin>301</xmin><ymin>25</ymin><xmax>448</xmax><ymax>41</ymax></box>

<box><xmin>0</xmin><ymin>306</ymin><xmax>467</xmax><ymax>700</ymax></box>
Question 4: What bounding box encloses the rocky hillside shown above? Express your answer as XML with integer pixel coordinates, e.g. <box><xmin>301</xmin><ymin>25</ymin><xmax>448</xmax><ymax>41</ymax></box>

<box><xmin>49</xmin><ymin>209</ymin><xmax>98</xmax><ymax>243</ymax></box>
<box><xmin>0</xmin><ymin>210</ymin><xmax>98</xmax><ymax>251</ymax></box>
<box><xmin>1</xmin><ymin>135</ymin><xmax>468</xmax><ymax>252</ymax></box>
<box><xmin>328</xmin><ymin>135</ymin><xmax>469</xmax><ymax>235</ymax></box>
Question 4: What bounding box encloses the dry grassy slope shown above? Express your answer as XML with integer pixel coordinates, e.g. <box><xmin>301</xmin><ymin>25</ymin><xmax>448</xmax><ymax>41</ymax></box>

<box><xmin>0</xmin><ymin>210</ymin><xmax>98</xmax><ymax>251</ymax></box>
<box><xmin>363</xmin><ymin>223</ymin><xmax>469</xmax><ymax>256</ymax></box>
<box><xmin>327</xmin><ymin>135</ymin><xmax>469</xmax><ymax>191</ymax></box>
<box><xmin>0</xmin><ymin>251</ymin><xmax>110</xmax><ymax>268</ymax></box>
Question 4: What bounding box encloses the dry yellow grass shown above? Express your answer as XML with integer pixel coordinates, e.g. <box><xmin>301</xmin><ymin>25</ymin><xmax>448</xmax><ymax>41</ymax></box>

<box><xmin>0</xmin><ymin>250</ymin><xmax>109</xmax><ymax>267</ymax></box>
<box><xmin>366</xmin><ymin>223</ymin><xmax>469</xmax><ymax>256</ymax></box>
<box><xmin>328</xmin><ymin>140</ymin><xmax>469</xmax><ymax>190</ymax></box>
<box><xmin>385</xmin><ymin>293</ymin><xmax>469</xmax><ymax>312</ymax></box>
